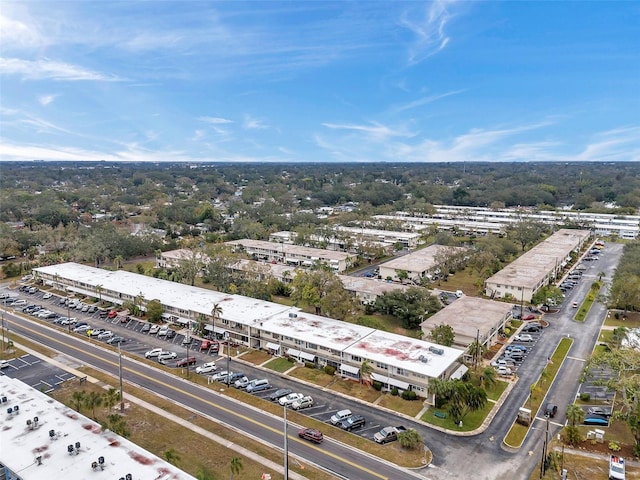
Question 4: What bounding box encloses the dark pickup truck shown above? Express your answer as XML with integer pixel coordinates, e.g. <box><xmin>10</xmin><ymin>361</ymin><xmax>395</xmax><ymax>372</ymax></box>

<box><xmin>373</xmin><ymin>425</ymin><xmax>407</xmax><ymax>444</ymax></box>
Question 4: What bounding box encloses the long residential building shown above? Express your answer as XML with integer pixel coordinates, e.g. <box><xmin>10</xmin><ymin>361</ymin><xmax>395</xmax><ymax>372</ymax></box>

<box><xmin>378</xmin><ymin>244</ymin><xmax>467</xmax><ymax>283</ymax></box>
<box><xmin>226</xmin><ymin>239</ymin><xmax>354</xmax><ymax>273</ymax></box>
<box><xmin>34</xmin><ymin>263</ymin><xmax>463</xmax><ymax>401</ymax></box>
<box><xmin>484</xmin><ymin>229</ymin><xmax>592</xmax><ymax>302</ymax></box>
<box><xmin>375</xmin><ymin>206</ymin><xmax>639</xmax><ymax>239</ymax></box>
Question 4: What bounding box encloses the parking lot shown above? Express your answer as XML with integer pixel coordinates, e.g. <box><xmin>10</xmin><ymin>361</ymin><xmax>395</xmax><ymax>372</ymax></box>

<box><xmin>3</xmin><ymin>284</ymin><xmax>389</xmax><ymax>443</ymax></box>
<box><xmin>0</xmin><ymin>353</ymin><xmax>76</xmax><ymax>393</ymax></box>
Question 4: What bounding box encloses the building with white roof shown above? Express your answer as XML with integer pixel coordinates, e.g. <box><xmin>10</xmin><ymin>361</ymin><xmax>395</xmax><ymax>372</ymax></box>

<box><xmin>378</xmin><ymin>244</ymin><xmax>467</xmax><ymax>283</ymax></box>
<box><xmin>34</xmin><ymin>263</ymin><xmax>463</xmax><ymax>401</ymax></box>
<box><xmin>485</xmin><ymin>229</ymin><xmax>591</xmax><ymax>302</ymax></box>
<box><xmin>226</xmin><ymin>239</ymin><xmax>353</xmax><ymax>273</ymax></box>
<box><xmin>375</xmin><ymin>206</ymin><xmax>639</xmax><ymax>239</ymax></box>
<box><xmin>333</xmin><ymin>226</ymin><xmax>422</xmax><ymax>250</ymax></box>
<box><xmin>156</xmin><ymin>248</ymin><xmax>209</xmax><ymax>269</ymax></box>
<box><xmin>0</xmin><ymin>375</ymin><xmax>196</xmax><ymax>480</ymax></box>
<box><xmin>421</xmin><ymin>296</ymin><xmax>514</xmax><ymax>349</ymax></box>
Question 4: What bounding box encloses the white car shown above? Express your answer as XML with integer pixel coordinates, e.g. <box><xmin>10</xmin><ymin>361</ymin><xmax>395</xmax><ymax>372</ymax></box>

<box><xmin>97</xmin><ymin>331</ymin><xmax>113</xmax><ymax>340</ymax></box>
<box><xmin>196</xmin><ymin>362</ymin><xmax>217</xmax><ymax>374</ymax></box>
<box><xmin>0</xmin><ymin>360</ymin><xmax>10</xmax><ymax>369</ymax></box>
<box><xmin>279</xmin><ymin>392</ymin><xmax>304</xmax><ymax>407</ymax></box>
<box><xmin>36</xmin><ymin>310</ymin><xmax>53</xmax><ymax>318</ymax></box>
<box><xmin>157</xmin><ymin>351</ymin><xmax>177</xmax><ymax>363</ymax></box>
<box><xmin>43</xmin><ymin>292</ymin><xmax>52</xmax><ymax>299</ymax></box>
<box><xmin>145</xmin><ymin>348</ymin><xmax>163</xmax><ymax>358</ymax></box>
<box><xmin>73</xmin><ymin>325</ymin><xmax>90</xmax><ymax>333</ymax></box>
<box><xmin>496</xmin><ymin>366</ymin><xmax>513</xmax><ymax>376</ymax></box>
<box><xmin>158</xmin><ymin>326</ymin><xmax>169</xmax><ymax>336</ymax></box>
<box><xmin>61</xmin><ymin>317</ymin><xmax>77</xmax><ymax>325</ymax></box>
<box><xmin>291</xmin><ymin>396</ymin><xmax>314</xmax><ymax>410</ymax></box>
<box><xmin>149</xmin><ymin>325</ymin><xmax>160</xmax><ymax>335</ymax></box>
<box><xmin>12</xmin><ymin>299</ymin><xmax>27</xmax><ymax>307</ymax></box>
<box><xmin>514</xmin><ymin>334</ymin><xmax>534</xmax><ymax>342</ymax></box>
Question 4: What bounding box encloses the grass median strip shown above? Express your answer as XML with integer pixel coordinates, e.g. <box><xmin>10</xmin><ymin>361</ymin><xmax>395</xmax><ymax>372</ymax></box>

<box><xmin>504</xmin><ymin>337</ymin><xmax>573</xmax><ymax>448</ymax></box>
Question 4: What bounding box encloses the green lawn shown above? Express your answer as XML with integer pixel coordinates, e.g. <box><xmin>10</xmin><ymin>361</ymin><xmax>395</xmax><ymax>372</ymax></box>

<box><xmin>263</xmin><ymin>357</ymin><xmax>296</xmax><ymax>373</ymax></box>
<box><xmin>422</xmin><ymin>400</ymin><xmax>493</xmax><ymax>431</ymax></box>
<box><xmin>485</xmin><ymin>379</ymin><xmax>509</xmax><ymax>401</ymax></box>
<box><xmin>574</xmin><ymin>283</ymin><xmax>601</xmax><ymax>322</ymax></box>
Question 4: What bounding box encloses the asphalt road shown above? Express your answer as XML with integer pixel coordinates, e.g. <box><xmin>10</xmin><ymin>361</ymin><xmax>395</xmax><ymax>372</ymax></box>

<box><xmin>4</xmin><ymin>312</ymin><xmax>426</xmax><ymax>480</ymax></box>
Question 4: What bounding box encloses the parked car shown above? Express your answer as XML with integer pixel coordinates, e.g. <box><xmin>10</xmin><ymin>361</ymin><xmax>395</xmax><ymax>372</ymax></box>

<box><xmin>514</xmin><ymin>334</ymin><xmax>534</xmax><ymax>342</ymax></box>
<box><xmin>523</xmin><ymin>324</ymin><xmax>541</xmax><ymax>333</ymax></box>
<box><xmin>87</xmin><ymin>305</ymin><xmax>97</xmax><ymax>314</ymax></box>
<box><xmin>195</xmin><ymin>362</ymin><xmax>217</xmax><ymax>374</ymax></box>
<box><xmin>181</xmin><ymin>335</ymin><xmax>192</xmax><ymax>345</ymax></box>
<box><xmin>330</xmin><ymin>409</ymin><xmax>353</xmax><ymax>425</ymax></box>
<box><xmin>211</xmin><ymin>370</ymin><xmax>231</xmax><ymax>382</ymax></box>
<box><xmin>97</xmin><ymin>331</ymin><xmax>114</xmax><ymax>340</ymax></box>
<box><xmin>107</xmin><ymin>310</ymin><xmax>118</xmax><ymax>318</ymax></box>
<box><xmin>291</xmin><ymin>396</ymin><xmax>314</xmax><ymax>410</ymax></box>
<box><xmin>140</xmin><ymin>323</ymin><xmax>151</xmax><ymax>333</ymax></box>
<box><xmin>149</xmin><ymin>325</ymin><xmax>160</xmax><ymax>335</ymax></box>
<box><xmin>584</xmin><ymin>415</ymin><xmax>609</xmax><ymax>426</ymax></box>
<box><xmin>298</xmin><ymin>428</ymin><xmax>323</xmax><ymax>444</ymax></box>
<box><xmin>42</xmin><ymin>292</ymin><xmax>52</xmax><ymax>299</ymax></box>
<box><xmin>73</xmin><ymin>325</ymin><xmax>91</xmax><ymax>333</ymax></box>
<box><xmin>233</xmin><ymin>376</ymin><xmax>250</xmax><ymax>389</ymax></box>
<box><xmin>81</xmin><ymin>304</ymin><xmax>90</xmax><ymax>313</ymax></box>
<box><xmin>496</xmin><ymin>366</ymin><xmax>513</xmax><ymax>376</ymax></box>
<box><xmin>166</xmin><ymin>330</ymin><xmax>176</xmax><ymax>339</ymax></box>
<box><xmin>158</xmin><ymin>326</ymin><xmax>169</xmax><ymax>336</ymax></box>
<box><xmin>88</xmin><ymin>328</ymin><xmax>105</xmax><ymax>337</ymax></box>
<box><xmin>506</xmin><ymin>345</ymin><xmax>527</xmax><ymax>352</ymax></box>
<box><xmin>587</xmin><ymin>407</ymin><xmax>611</xmax><ymax>417</ymax></box>
<box><xmin>0</xmin><ymin>360</ymin><xmax>10</xmax><ymax>369</ymax></box>
<box><xmin>572</xmin><ymin>301</ymin><xmax>579</xmax><ymax>308</ymax></box>
<box><xmin>269</xmin><ymin>388</ymin><xmax>292</xmax><ymax>401</ymax></box>
<box><xmin>98</xmin><ymin>309</ymin><xmax>109</xmax><ymax>318</ymax></box>
<box><xmin>609</xmin><ymin>455</ymin><xmax>625</xmax><ymax>480</ymax></box>
<box><xmin>521</xmin><ymin>314</ymin><xmax>536</xmax><ymax>321</ymax></box>
<box><xmin>227</xmin><ymin>372</ymin><xmax>246</xmax><ymax>384</ymax></box>
<box><xmin>339</xmin><ymin>414</ymin><xmax>365</xmax><ymax>430</ymax></box>
<box><xmin>246</xmin><ymin>379</ymin><xmax>271</xmax><ymax>393</ymax></box>
<box><xmin>158</xmin><ymin>351</ymin><xmax>178</xmax><ymax>363</ymax></box>
<box><xmin>145</xmin><ymin>348</ymin><xmax>163</xmax><ymax>359</ymax></box>
<box><xmin>279</xmin><ymin>393</ymin><xmax>304</xmax><ymax>407</ymax></box>
<box><xmin>106</xmin><ymin>336</ymin><xmax>125</xmax><ymax>344</ymax></box>
<box><xmin>176</xmin><ymin>356</ymin><xmax>196</xmax><ymax>367</ymax></box>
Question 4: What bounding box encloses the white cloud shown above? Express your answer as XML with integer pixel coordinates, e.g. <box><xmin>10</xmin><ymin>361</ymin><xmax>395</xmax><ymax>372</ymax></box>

<box><xmin>199</xmin><ymin>116</ymin><xmax>234</xmax><ymax>124</ymax></box>
<box><xmin>243</xmin><ymin>114</ymin><xmax>268</xmax><ymax>130</ymax></box>
<box><xmin>399</xmin><ymin>0</ymin><xmax>457</xmax><ymax>65</ymax></box>
<box><xmin>391</xmin><ymin>89</ymin><xmax>466</xmax><ymax>113</ymax></box>
<box><xmin>38</xmin><ymin>94</ymin><xmax>59</xmax><ymax>106</ymax></box>
<box><xmin>0</xmin><ymin>57</ymin><xmax>121</xmax><ymax>81</ymax></box>
<box><xmin>0</xmin><ymin>14</ymin><xmax>44</xmax><ymax>50</ymax></box>
<box><xmin>322</xmin><ymin>121</ymin><xmax>415</xmax><ymax>141</ymax></box>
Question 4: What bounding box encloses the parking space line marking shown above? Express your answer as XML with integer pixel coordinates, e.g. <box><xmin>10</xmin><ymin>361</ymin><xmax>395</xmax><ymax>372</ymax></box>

<box><xmin>566</xmin><ymin>356</ymin><xmax>586</xmax><ymax>362</ymax></box>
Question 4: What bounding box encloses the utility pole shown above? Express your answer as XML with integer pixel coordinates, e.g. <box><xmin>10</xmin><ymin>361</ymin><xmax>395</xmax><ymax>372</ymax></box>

<box><xmin>1</xmin><ymin>299</ymin><xmax>6</xmax><ymax>352</ymax></box>
<box><xmin>67</xmin><ymin>300</ymin><xmax>71</xmax><ymax>334</ymax></box>
<box><xmin>226</xmin><ymin>333</ymin><xmax>231</xmax><ymax>387</ymax></box>
<box><xmin>185</xmin><ymin>330</ymin><xmax>191</xmax><ymax>378</ymax></box>
<box><xmin>118</xmin><ymin>342</ymin><xmax>124</xmax><ymax>412</ymax></box>
<box><xmin>539</xmin><ymin>414</ymin><xmax>550</xmax><ymax>478</ymax></box>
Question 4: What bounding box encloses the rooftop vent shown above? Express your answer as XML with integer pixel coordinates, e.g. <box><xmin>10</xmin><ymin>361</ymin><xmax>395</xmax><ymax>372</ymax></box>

<box><xmin>288</xmin><ymin>313</ymin><xmax>297</xmax><ymax>318</ymax></box>
<box><xmin>429</xmin><ymin>346</ymin><xmax>445</xmax><ymax>355</ymax></box>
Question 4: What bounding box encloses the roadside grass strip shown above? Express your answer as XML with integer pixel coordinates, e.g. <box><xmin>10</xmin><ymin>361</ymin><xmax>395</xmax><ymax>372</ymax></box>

<box><xmin>504</xmin><ymin>337</ymin><xmax>573</xmax><ymax>448</ymax></box>
<box><xmin>574</xmin><ymin>282</ymin><xmax>601</xmax><ymax>322</ymax></box>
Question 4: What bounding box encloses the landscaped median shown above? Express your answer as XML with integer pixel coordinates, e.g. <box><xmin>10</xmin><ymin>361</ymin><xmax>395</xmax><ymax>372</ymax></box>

<box><xmin>574</xmin><ymin>281</ymin><xmax>602</xmax><ymax>322</ymax></box>
<box><xmin>503</xmin><ymin>337</ymin><xmax>573</xmax><ymax>449</ymax></box>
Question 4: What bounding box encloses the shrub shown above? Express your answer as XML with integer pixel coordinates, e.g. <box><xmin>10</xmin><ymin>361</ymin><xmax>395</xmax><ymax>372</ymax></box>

<box><xmin>609</xmin><ymin>442</ymin><xmax>621</xmax><ymax>452</ymax></box>
<box><xmin>391</xmin><ymin>387</ymin><xmax>399</xmax><ymax>396</ymax></box>
<box><xmin>401</xmin><ymin>390</ymin><xmax>418</xmax><ymax>401</ymax></box>
<box><xmin>579</xmin><ymin>393</ymin><xmax>591</xmax><ymax>402</ymax></box>
<box><xmin>323</xmin><ymin>365</ymin><xmax>336</xmax><ymax>376</ymax></box>
<box><xmin>304</xmin><ymin>362</ymin><xmax>315</xmax><ymax>369</ymax></box>
<box><xmin>614</xmin><ymin>312</ymin><xmax>620</xmax><ymax>319</ymax></box>
<box><xmin>503</xmin><ymin>327</ymin><xmax>511</xmax><ymax>335</ymax></box>
<box><xmin>372</xmin><ymin>380</ymin><xmax>383</xmax><ymax>391</ymax></box>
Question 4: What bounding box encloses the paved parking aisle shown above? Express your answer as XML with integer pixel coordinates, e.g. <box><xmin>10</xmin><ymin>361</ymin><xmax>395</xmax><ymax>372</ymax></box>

<box><xmin>1</xmin><ymin>353</ymin><xmax>75</xmax><ymax>393</ymax></box>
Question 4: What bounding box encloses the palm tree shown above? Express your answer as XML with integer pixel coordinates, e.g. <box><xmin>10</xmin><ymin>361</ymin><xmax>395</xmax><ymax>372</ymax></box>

<box><xmin>84</xmin><ymin>391</ymin><xmax>103</xmax><ymax>420</ymax></box>
<box><xmin>95</xmin><ymin>284</ymin><xmax>103</xmax><ymax>304</ymax></box>
<box><xmin>102</xmin><ymin>387</ymin><xmax>120</xmax><ymax>412</ymax></box>
<box><xmin>164</xmin><ymin>448</ymin><xmax>181</xmax><ymax>466</ymax></box>
<box><xmin>359</xmin><ymin>359</ymin><xmax>374</xmax><ymax>388</ymax></box>
<box><xmin>468</xmin><ymin>340</ymin><xmax>486</xmax><ymax>368</ymax></box>
<box><xmin>211</xmin><ymin>303</ymin><xmax>223</xmax><ymax>340</ymax></box>
<box><xmin>566</xmin><ymin>403</ymin><xmax>585</xmax><ymax>427</ymax></box>
<box><xmin>478</xmin><ymin>367</ymin><xmax>497</xmax><ymax>390</ymax></box>
<box><xmin>114</xmin><ymin>255</ymin><xmax>124</xmax><ymax>269</ymax></box>
<box><xmin>229</xmin><ymin>456</ymin><xmax>243</xmax><ymax>480</ymax></box>
<box><xmin>71</xmin><ymin>390</ymin><xmax>86</xmax><ymax>412</ymax></box>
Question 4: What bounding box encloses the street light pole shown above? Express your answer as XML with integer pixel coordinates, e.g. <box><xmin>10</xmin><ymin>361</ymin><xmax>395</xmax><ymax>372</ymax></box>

<box><xmin>185</xmin><ymin>330</ymin><xmax>191</xmax><ymax>378</ymax></box>
<box><xmin>539</xmin><ymin>414</ymin><xmax>550</xmax><ymax>478</ymax></box>
<box><xmin>67</xmin><ymin>301</ymin><xmax>71</xmax><ymax>334</ymax></box>
<box><xmin>283</xmin><ymin>403</ymin><xmax>289</xmax><ymax>480</ymax></box>
<box><xmin>226</xmin><ymin>333</ymin><xmax>231</xmax><ymax>387</ymax></box>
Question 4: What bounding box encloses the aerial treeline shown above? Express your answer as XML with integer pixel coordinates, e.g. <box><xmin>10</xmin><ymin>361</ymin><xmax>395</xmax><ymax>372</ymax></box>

<box><xmin>608</xmin><ymin>241</ymin><xmax>640</xmax><ymax>314</ymax></box>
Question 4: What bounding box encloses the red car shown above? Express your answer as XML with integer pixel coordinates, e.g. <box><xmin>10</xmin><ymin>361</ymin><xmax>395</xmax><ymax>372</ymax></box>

<box><xmin>107</xmin><ymin>310</ymin><xmax>118</xmax><ymax>319</ymax></box>
<box><xmin>521</xmin><ymin>314</ymin><xmax>536</xmax><ymax>321</ymax></box>
<box><xmin>298</xmin><ymin>428</ymin><xmax>323</xmax><ymax>444</ymax></box>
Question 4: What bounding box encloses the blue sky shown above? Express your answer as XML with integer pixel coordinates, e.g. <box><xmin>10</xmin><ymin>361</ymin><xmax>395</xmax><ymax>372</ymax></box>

<box><xmin>1</xmin><ymin>1</ymin><xmax>638</xmax><ymax>163</ymax></box>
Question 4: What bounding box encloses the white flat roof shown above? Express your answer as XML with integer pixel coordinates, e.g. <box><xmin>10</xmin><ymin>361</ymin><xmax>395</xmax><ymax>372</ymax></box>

<box><xmin>226</xmin><ymin>239</ymin><xmax>351</xmax><ymax>261</ymax></box>
<box><xmin>334</xmin><ymin>226</ymin><xmax>421</xmax><ymax>240</ymax></box>
<box><xmin>260</xmin><ymin>311</ymin><xmax>376</xmax><ymax>352</ymax></box>
<box><xmin>345</xmin><ymin>330</ymin><xmax>463</xmax><ymax>379</ymax></box>
<box><xmin>379</xmin><ymin>245</ymin><xmax>466</xmax><ymax>272</ymax></box>
<box><xmin>337</xmin><ymin>275</ymin><xmax>411</xmax><ymax>296</ymax></box>
<box><xmin>0</xmin><ymin>376</ymin><xmax>196</xmax><ymax>480</ymax></box>
<box><xmin>486</xmin><ymin>229</ymin><xmax>591</xmax><ymax>289</ymax></box>
<box><xmin>35</xmin><ymin>263</ymin><xmax>291</xmax><ymax>324</ymax></box>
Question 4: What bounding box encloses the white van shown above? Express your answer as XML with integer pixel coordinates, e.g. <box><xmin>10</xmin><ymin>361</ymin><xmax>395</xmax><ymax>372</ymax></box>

<box><xmin>330</xmin><ymin>409</ymin><xmax>352</xmax><ymax>425</ymax></box>
<box><xmin>246</xmin><ymin>379</ymin><xmax>270</xmax><ymax>393</ymax></box>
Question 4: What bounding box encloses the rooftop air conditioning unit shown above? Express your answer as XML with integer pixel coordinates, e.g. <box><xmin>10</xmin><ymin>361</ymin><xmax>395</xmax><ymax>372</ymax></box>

<box><xmin>429</xmin><ymin>346</ymin><xmax>445</xmax><ymax>355</ymax></box>
<box><xmin>418</xmin><ymin>355</ymin><xmax>429</xmax><ymax>363</ymax></box>
<box><xmin>288</xmin><ymin>313</ymin><xmax>297</xmax><ymax>318</ymax></box>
